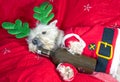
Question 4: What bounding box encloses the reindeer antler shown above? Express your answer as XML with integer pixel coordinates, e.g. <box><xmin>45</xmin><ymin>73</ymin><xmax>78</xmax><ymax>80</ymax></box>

<box><xmin>2</xmin><ymin>19</ymin><xmax>30</xmax><ymax>38</ymax></box>
<box><xmin>33</xmin><ymin>2</ymin><xmax>54</xmax><ymax>24</ymax></box>
<box><xmin>2</xmin><ymin>2</ymin><xmax>55</xmax><ymax>38</ymax></box>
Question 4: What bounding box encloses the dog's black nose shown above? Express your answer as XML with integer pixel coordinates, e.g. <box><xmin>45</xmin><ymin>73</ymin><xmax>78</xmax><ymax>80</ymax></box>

<box><xmin>32</xmin><ymin>38</ymin><xmax>43</xmax><ymax>47</ymax></box>
<box><xmin>32</xmin><ymin>38</ymin><xmax>39</xmax><ymax>45</ymax></box>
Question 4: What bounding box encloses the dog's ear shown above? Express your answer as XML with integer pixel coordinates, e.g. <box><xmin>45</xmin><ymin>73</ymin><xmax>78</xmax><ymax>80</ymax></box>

<box><xmin>49</xmin><ymin>20</ymin><xmax>58</xmax><ymax>26</ymax></box>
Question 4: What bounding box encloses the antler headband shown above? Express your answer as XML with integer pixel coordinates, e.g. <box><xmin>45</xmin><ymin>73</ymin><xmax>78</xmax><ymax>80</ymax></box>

<box><xmin>2</xmin><ymin>2</ymin><xmax>54</xmax><ymax>38</ymax></box>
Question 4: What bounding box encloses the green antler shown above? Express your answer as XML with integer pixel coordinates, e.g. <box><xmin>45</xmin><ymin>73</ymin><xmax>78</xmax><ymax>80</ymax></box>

<box><xmin>33</xmin><ymin>2</ymin><xmax>54</xmax><ymax>24</ymax></box>
<box><xmin>2</xmin><ymin>19</ymin><xmax>30</xmax><ymax>38</ymax></box>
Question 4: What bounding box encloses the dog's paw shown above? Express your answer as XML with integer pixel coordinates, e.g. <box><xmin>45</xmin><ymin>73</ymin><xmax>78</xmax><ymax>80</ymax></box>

<box><xmin>68</xmin><ymin>41</ymin><xmax>86</xmax><ymax>55</ymax></box>
<box><xmin>28</xmin><ymin>43</ymin><xmax>37</xmax><ymax>53</ymax></box>
<box><xmin>56</xmin><ymin>63</ymin><xmax>77</xmax><ymax>81</ymax></box>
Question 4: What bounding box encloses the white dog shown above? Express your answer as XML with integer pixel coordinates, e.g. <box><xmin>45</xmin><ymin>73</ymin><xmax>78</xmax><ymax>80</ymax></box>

<box><xmin>27</xmin><ymin>20</ymin><xmax>64</xmax><ymax>53</ymax></box>
<box><xmin>27</xmin><ymin>20</ymin><xmax>120</xmax><ymax>81</ymax></box>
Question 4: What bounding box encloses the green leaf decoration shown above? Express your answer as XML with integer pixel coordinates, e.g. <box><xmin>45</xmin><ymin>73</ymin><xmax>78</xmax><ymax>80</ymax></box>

<box><xmin>33</xmin><ymin>2</ymin><xmax>54</xmax><ymax>24</ymax></box>
<box><xmin>2</xmin><ymin>19</ymin><xmax>30</xmax><ymax>38</ymax></box>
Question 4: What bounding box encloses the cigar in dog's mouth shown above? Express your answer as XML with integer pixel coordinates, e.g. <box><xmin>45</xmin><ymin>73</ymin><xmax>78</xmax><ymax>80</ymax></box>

<box><xmin>36</xmin><ymin>46</ymin><xmax>53</xmax><ymax>57</ymax></box>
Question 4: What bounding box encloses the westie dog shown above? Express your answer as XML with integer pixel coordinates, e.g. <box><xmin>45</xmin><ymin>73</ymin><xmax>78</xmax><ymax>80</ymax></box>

<box><xmin>27</xmin><ymin>20</ymin><xmax>64</xmax><ymax>53</ymax></box>
<box><xmin>27</xmin><ymin>20</ymin><xmax>120</xmax><ymax>81</ymax></box>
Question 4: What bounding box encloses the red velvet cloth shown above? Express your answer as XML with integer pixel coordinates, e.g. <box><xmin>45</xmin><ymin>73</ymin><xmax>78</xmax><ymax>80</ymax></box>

<box><xmin>0</xmin><ymin>0</ymin><xmax>120</xmax><ymax>82</ymax></box>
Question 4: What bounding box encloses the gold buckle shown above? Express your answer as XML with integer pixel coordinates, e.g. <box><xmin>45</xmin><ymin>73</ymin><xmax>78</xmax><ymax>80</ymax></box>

<box><xmin>96</xmin><ymin>41</ymin><xmax>113</xmax><ymax>60</ymax></box>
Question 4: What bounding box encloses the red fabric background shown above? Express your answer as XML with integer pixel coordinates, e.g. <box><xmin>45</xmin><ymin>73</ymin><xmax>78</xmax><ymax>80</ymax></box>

<box><xmin>0</xmin><ymin>0</ymin><xmax>120</xmax><ymax>82</ymax></box>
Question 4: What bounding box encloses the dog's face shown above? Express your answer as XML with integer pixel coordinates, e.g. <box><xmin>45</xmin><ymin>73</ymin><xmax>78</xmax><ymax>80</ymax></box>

<box><xmin>27</xmin><ymin>20</ymin><xmax>61</xmax><ymax>53</ymax></box>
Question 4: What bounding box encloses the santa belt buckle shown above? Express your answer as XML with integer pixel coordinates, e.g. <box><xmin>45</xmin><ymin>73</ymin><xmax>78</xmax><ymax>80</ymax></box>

<box><xmin>96</xmin><ymin>41</ymin><xmax>113</xmax><ymax>60</ymax></box>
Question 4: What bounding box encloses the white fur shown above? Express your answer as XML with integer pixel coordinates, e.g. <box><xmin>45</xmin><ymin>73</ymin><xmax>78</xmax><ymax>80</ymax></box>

<box><xmin>110</xmin><ymin>28</ymin><xmax>120</xmax><ymax>81</ymax></box>
<box><xmin>57</xmin><ymin>63</ymin><xmax>74</xmax><ymax>81</ymax></box>
<box><xmin>62</xmin><ymin>33</ymin><xmax>86</xmax><ymax>54</ymax></box>
<box><xmin>27</xmin><ymin>20</ymin><xmax>64</xmax><ymax>52</ymax></box>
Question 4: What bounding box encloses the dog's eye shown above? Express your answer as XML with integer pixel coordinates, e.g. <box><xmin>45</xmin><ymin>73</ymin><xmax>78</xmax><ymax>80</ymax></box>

<box><xmin>42</xmin><ymin>31</ymin><xmax>47</xmax><ymax>35</ymax></box>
